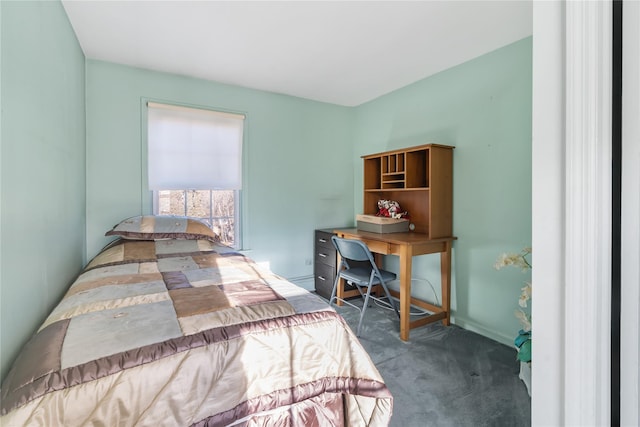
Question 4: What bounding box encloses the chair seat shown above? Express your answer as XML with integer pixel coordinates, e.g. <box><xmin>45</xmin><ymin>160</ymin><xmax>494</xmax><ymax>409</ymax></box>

<box><xmin>340</xmin><ymin>267</ymin><xmax>396</xmax><ymax>286</ymax></box>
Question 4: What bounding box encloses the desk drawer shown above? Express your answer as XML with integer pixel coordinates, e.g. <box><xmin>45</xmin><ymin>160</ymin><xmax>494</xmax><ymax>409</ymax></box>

<box><xmin>314</xmin><ymin>262</ymin><xmax>336</xmax><ymax>299</ymax></box>
<box><xmin>315</xmin><ymin>247</ymin><xmax>336</xmax><ymax>268</ymax></box>
<box><xmin>359</xmin><ymin>238</ymin><xmax>391</xmax><ymax>255</ymax></box>
<box><xmin>314</xmin><ymin>262</ymin><xmax>358</xmax><ymax>300</ymax></box>
<box><xmin>314</xmin><ymin>230</ymin><xmax>337</xmax><ymax>270</ymax></box>
<box><xmin>314</xmin><ymin>229</ymin><xmax>337</xmax><ymax>299</ymax></box>
<box><xmin>315</xmin><ymin>230</ymin><xmax>334</xmax><ymax>251</ymax></box>
<box><xmin>335</xmin><ymin>232</ymin><xmax>392</xmax><ymax>255</ymax></box>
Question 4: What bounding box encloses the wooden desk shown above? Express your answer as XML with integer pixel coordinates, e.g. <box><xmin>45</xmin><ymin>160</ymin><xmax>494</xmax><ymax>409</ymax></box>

<box><xmin>333</xmin><ymin>228</ymin><xmax>455</xmax><ymax>341</ymax></box>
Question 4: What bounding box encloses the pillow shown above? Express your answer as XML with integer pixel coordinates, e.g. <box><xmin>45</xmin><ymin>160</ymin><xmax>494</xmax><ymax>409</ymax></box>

<box><xmin>105</xmin><ymin>215</ymin><xmax>220</xmax><ymax>243</ymax></box>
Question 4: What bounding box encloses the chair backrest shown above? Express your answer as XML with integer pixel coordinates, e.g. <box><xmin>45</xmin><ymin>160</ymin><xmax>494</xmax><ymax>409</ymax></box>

<box><xmin>331</xmin><ymin>236</ymin><xmax>375</xmax><ymax>264</ymax></box>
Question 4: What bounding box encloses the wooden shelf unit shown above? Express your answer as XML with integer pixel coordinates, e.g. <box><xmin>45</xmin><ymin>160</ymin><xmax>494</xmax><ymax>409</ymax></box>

<box><xmin>362</xmin><ymin>143</ymin><xmax>454</xmax><ymax>238</ymax></box>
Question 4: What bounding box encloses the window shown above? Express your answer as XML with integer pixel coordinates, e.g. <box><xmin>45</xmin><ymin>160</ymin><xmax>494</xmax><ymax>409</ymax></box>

<box><xmin>147</xmin><ymin>102</ymin><xmax>245</xmax><ymax>248</ymax></box>
<box><xmin>154</xmin><ymin>189</ymin><xmax>238</xmax><ymax>246</ymax></box>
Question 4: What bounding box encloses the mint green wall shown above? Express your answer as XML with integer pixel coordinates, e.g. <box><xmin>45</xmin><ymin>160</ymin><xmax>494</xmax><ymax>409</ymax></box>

<box><xmin>0</xmin><ymin>1</ymin><xmax>86</xmax><ymax>379</ymax></box>
<box><xmin>353</xmin><ymin>38</ymin><xmax>532</xmax><ymax>344</ymax></box>
<box><xmin>85</xmin><ymin>60</ymin><xmax>355</xmax><ymax>279</ymax></box>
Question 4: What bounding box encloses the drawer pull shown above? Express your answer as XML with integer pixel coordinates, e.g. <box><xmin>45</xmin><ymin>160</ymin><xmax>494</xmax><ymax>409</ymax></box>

<box><xmin>318</xmin><ymin>253</ymin><xmax>327</xmax><ymax>258</ymax></box>
<box><xmin>318</xmin><ymin>238</ymin><xmax>327</xmax><ymax>243</ymax></box>
<box><xmin>317</xmin><ymin>276</ymin><xmax>326</xmax><ymax>281</ymax></box>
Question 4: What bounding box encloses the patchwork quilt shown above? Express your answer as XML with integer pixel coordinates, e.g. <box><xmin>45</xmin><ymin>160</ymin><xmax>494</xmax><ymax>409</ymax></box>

<box><xmin>1</xmin><ymin>238</ymin><xmax>392</xmax><ymax>426</ymax></box>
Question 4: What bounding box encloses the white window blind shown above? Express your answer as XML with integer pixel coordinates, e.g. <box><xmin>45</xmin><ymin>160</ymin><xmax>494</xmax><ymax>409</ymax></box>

<box><xmin>147</xmin><ymin>102</ymin><xmax>245</xmax><ymax>190</ymax></box>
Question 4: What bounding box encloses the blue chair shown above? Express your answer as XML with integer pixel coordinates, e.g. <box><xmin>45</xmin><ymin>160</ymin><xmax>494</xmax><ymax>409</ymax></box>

<box><xmin>329</xmin><ymin>236</ymin><xmax>400</xmax><ymax>336</ymax></box>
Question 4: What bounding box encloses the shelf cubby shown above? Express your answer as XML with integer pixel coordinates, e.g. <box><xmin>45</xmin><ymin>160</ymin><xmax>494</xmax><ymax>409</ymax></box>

<box><xmin>361</xmin><ymin>144</ymin><xmax>454</xmax><ymax>238</ymax></box>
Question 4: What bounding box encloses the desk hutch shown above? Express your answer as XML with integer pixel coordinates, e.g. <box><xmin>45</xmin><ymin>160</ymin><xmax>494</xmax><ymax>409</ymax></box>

<box><xmin>333</xmin><ymin>143</ymin><xmax>456</xmax><ymax>341</ymax></box>
<box><xmin>362</xmin><ymin>143</ymin><xmax>454</xmax><ymax>237</ymax></box>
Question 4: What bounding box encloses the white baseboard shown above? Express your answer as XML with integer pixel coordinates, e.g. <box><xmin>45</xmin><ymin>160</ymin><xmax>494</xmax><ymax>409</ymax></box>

<box><xmin>286</xmin><ymin>275</ymin><xmax>315</xmax><ymax>292</ymax></box>
<box><xmin>451</xmin><ymin>316</ymin><xmax>515</xmax><ymax>348</ymax></box>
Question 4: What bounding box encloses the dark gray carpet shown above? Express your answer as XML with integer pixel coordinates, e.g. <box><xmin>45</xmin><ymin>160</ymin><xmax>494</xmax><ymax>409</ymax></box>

<box><xmin>332</xmin><ymin>299</ymin><xmax>531</xmax><ymax>427</ymax></box>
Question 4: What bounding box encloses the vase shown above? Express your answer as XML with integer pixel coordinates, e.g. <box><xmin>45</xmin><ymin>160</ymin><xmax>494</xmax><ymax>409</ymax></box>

<box><xmin>519</xmin><ymin>361</ymin><xmax>531</xmax><ymax>396</ymax></box>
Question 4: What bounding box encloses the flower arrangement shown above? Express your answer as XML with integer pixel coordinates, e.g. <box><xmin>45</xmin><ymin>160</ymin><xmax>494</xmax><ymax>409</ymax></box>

<box><xmin>495</xmin><ymin>247</ymin><xmax>531</xmax><ymax>363</ymax></box>
<box><xmin>376</xmin><ymin>199</ymin><xmax>409</xmax><ymax>219</ymax></box>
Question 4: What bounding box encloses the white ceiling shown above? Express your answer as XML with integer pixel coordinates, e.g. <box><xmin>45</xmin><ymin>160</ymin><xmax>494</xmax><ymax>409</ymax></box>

<box><xmin>61</xmin><ymin>0</ymin><xmax>532</xmax><ymax>107</ymax></box>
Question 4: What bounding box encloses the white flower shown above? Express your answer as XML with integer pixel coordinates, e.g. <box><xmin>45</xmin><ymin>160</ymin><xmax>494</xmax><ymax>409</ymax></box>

<box><xmin>518</xmin><ymin>282</ymin><xmax>532</xmax><ymax>308</ymax></box>
<box><xmin>494</xmin><ymin>250</ymin><xmax>531</xmax><ymax>272</ymax></box>
<box><xmin>496</xmin><ymin>247</ymin><xmax>532</xmax><ymax>332</ymax></box>
<box><xmin>515</xmin><ymin>309</ymin><xmax>531</xmax><ymax>332</ymax></box>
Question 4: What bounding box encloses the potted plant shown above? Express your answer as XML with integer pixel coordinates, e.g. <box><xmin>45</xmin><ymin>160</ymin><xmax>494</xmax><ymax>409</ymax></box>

<box><xmin>495</xmin><ymin>247</ymin><xmax>531</xmax><ymax>395</ymax></box>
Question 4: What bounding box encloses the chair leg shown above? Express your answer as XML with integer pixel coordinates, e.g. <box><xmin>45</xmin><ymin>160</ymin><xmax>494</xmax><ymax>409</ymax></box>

<box><xmin>329</xmin><ymin>271</ymin><xmax>341</xmax><ymax>307</ymax></box>
<box><xmin>379</xmin><ymin>280</ymin><xmax>400</xmax><ymax>318</ymax></box>
<box><xmin>354</xmin><ymin>282</ymin><xmax>366</xmax><ymax>300</ymax></box>
<box><xmin>356</xmin><ymin>276</ymin><xmax>376</xmax><ymax>336</ymax></box>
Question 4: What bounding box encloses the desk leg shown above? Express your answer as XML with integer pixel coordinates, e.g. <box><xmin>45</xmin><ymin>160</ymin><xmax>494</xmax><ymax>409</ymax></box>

<box><xmin>440</xmin><ymin>240</ymin><xmax>452</xmax><ymax>326</ymax></box>
<box><xmin>399</xmin><ymin>245</ymin><xmax>413</xmax><ymax>341</ymax></box>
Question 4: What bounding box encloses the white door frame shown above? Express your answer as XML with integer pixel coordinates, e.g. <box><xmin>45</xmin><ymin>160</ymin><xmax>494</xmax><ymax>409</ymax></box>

<box><xmin>533</xmin><ymin>1</ymin><xmax>639</xmax><ymax>425</ymax></box>
<box><xmin>620</xmin><ymin>1</ymin><xmax>640</xmax><ymax>425</ymax></box>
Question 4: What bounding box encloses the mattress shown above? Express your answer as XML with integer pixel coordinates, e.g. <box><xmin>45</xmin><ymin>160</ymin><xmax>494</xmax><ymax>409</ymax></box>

<box><xmin>1</xmin><ymin>220</ymin><xmax>392</xmax><ymax>426</ymax></box>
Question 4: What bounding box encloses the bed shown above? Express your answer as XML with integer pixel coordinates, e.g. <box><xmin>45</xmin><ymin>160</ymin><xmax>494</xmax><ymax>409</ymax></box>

<box><xmin>0</xmin><ymin>216</ymin><xmax>392</xmax><ymax>426</ymax></box>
